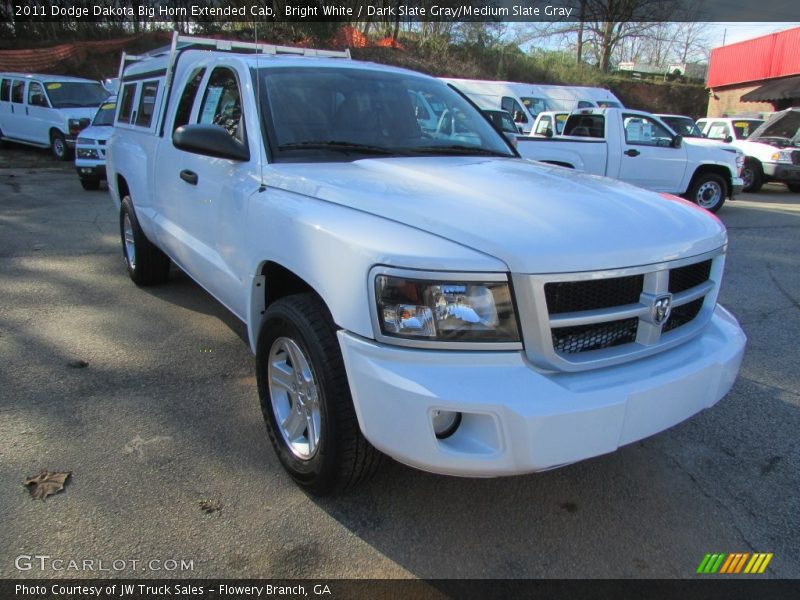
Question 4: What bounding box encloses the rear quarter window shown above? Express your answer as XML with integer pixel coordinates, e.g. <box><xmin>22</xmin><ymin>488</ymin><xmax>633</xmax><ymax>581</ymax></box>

<box><xmin>117</xmin><ymin>83</ymin><xmax>137</xmax><ymax>124</ymax></box>
<box><xmin>134</xmin><ymin>80</ymin><xmax>160</xmax><ymax>128</ymax></box>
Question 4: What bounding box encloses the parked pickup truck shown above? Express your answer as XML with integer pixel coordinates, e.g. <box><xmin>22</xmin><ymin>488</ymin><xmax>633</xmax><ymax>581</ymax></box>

<box><xmin>517</xmin><ymin>108</ymin><xmax>744</xmax><ymax>212</ymax></box>
<box><xmin>698</xmin><ymin>110</ymin><xmax>800</xmax><ymax>193</ymax></box>
<box><xmin>107</xmin><ymin>34</ymin><xmax>746</xmax><ymax>495</ymax></box>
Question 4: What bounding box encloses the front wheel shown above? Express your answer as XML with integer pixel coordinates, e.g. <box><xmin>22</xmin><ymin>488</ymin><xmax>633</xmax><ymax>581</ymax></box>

<box><xmin>788</xmin><ymin>183</ymin><xmax>800</xmax><ymax>193</ymax></box>
<box><xmin>741</xmin><ymin>158</ymin><xmax>763</xmax><ymax>193</ymax></box>
<box><xmin>255</xmin><ymin>294</ymin><xmax>382</xmax><ymax>495</ymax></box>
<box><xmin>687</xmin><ymin>173</ymin><xmax>727</xmax><ymax>213</ymax></box>
<box><xmin>50</xmin><ymin>131</ymin><xmax>70</xmax><ymax>161</ymax></box>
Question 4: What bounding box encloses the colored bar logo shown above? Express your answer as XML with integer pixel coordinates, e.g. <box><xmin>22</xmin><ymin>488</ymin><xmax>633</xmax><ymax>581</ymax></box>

<box><xmin>696</xmin><ymin>553</ymin><xmax>773</xmax><ymax>574</ymax></box>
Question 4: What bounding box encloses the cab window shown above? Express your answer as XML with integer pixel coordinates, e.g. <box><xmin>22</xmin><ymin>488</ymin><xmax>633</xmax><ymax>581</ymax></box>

<box><xmin>198</xmin><ymin>67</ymin><xmax>244</xmax><ymax>140</ymax></box>
<box><xmin>534</xmin><ymin>115</ymin><xmax>553</xmax><ymax>136</ymax></box>
<box><xmin>501</xmin><ymin>96</ymin><xmax>528</xmax><ymax>124</ymax></box>
<box><xmin>28</xmin><ymin>82</ymin><xmax>48</xmax><ymax>107</ymax></box>
<box><xmin>706</xmin><ymin>122</ymin><xmax>731</xmax><ymax>140</ymax></box>
<box><xmin>622</xmin><ymin>114</ymin><xmax>673</xmax><ymax>146</ymax></box>
<box><xmin>173</xmin><ymin>67</ymin><xmax>206</xmax><ymax>133</ymax></box>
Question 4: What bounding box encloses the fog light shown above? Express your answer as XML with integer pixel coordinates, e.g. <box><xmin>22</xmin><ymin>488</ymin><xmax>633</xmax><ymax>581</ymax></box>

<box><xmin>432</xmin><ymin>410</ymin><xmax>461</xmax><ymax>439</ymax></box>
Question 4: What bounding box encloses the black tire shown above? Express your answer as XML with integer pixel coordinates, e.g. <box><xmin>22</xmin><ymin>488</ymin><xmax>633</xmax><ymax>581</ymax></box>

<box><xmin>119</xmin><ymin>195</ymin><xmax>170</xmax><ymax>286</ymax></box>
<box><xmin>741</xmin><ymin>158</ymin><xmax>763</xmax><ymax>193</ymax></box>
<box><xmin>788</xmin><ymin>183</ymin><xmax>800</xmax><ymax>193</ymax></box>
<box><xmin>255</xmin><ymin>293</ymin><xmax>382</xmax><ymax>496</ymax></box>
<box><xmin>686</xmin><ymin>172</ymin><xmax>727</xmax><ymax>213</ymax></box>
<box><xmin>80</xmin><ymin>179</ymin><xmax>101</xmax><ymax>191</ymax></box>
<box><xmin>50</xmin><ymin>131</ymin><xmax>71</xmax><ymax>161</ymax></box>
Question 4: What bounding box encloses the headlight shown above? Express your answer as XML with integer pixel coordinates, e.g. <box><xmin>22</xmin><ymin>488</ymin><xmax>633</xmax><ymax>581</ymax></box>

<box><xmin>771</xmin><ymin>150</ymin><xmax>793</xmax><ymax>163</ymax></box>
<box><xmin>374</xmin><ymin>273</ymin><xmax>520</xmax><ymax>345</ymax></box>
<box><xmin>77</xmin><ymin>148</ymin><xmax>99</xmax><ymax>159</ymax></box>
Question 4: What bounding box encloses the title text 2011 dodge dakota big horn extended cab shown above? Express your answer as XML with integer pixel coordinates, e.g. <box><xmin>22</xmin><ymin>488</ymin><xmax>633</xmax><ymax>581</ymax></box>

<box><xmin>106</xmin><ymin>34</ymin><xmax>746</xmax><ymax>495</ymax></box>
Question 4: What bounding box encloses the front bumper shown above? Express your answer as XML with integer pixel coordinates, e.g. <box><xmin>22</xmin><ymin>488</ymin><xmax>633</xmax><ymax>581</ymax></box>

<box><xmin>75</xmin><ymin>164</ymin><xmax>107</xmax><ymax>180</ymax></box>
<box><xmin>731</xmin><ymin>176</ymin><xmax>744</xmax><ymax>197</ymax></box>
<box><xmin>339</xmin><ymin>305</ymin><xmax>745</xmax><ymax>477</ymax></box>
<box><xmin>762</xmin><ymin>161</ymin><xmax>800</xmax><ymax>182</ymax></box>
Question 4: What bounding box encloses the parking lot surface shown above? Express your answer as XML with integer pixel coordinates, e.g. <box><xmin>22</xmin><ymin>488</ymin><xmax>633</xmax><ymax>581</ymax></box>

<box><xmin>1</xmin><ymin>146</ymin><xmax>798</xmax><ymax>579</ymax></box>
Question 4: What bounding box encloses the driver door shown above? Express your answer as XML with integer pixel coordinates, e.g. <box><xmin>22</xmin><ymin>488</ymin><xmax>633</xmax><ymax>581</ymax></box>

<box><xmin>617</xmin><ymin>113</ymin><xmax>688</xmax><ymax>192</ymax></box>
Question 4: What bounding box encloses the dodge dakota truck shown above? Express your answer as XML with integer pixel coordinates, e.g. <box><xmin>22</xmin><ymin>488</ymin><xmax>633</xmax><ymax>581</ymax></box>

<box><xmin>517</xmin><ymin>108</ymin><xmax>744</xmax><ymax>212</ymax></box>
<box><xmin>106</xmin><ymin>34</ymin><xmax>746</xmax><ymax>495</ymax></box>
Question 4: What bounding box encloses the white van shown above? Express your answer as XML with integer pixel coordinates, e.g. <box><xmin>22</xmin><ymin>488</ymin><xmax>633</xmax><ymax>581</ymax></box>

<box><xmin>440</xmin><ymin>78</ymin><xmax>549</xmax><ymax>134</ymax></box>
<box><xmin>0</xmin><ymin>73</ymin><xmax>109</xmax><ymax>160</ymax></box>
<box><xmin>517</xmin><ymin>84</ymin><xmax>624</xmax><ymax>112</ymax></box>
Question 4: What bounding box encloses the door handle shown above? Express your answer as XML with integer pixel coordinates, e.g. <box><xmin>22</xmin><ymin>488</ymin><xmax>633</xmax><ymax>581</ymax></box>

<box><xmin>180</xmin><ymin>170</ymin><xmax>198</xmax><ymax>185</ymax></box>
<box><xmin>624</xmin><ymin>149</ymin><xmax>640</xmax><ymax>157</ymax></box>
<box><xmin>25</xmin><ymin>106</ymin><xmax>29</xmax><ymax>115</ymax></box>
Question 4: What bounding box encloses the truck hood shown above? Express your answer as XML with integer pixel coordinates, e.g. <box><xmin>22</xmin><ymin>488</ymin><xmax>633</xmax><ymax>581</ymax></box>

<box><xmin>58</xmin><ymin>107</ymin><xmax>100</xmax><ymax>121</ymax></box>
<box><xmin>734</xmin><ymin>139</ymin><xmax>800</xmax><ymax>156</ymax></box>
<box><xmin>265</xmin><ymin>157</ymin><xmax>726</xmax><ymax>273</ymax></box>
<box><xmin>682</xmin><ymin>137</ymin><xmax>740</xmax><ymax>162</ymax></box>
<box><xmin>78</xmin><ymin>124</ymin><xmax>112</xmax><ymax>142</ymax></box>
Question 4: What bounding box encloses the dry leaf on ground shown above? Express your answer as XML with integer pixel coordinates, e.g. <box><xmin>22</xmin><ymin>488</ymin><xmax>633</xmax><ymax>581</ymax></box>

<box><xmin>198</xmin><ymin>499</ymin><xmax>222</xmax><ymax>513</ymax></box>
<box><xmin>24</xmin><ymin>470</ymin><xmax>71</xmax><ymax>500</ymax></box>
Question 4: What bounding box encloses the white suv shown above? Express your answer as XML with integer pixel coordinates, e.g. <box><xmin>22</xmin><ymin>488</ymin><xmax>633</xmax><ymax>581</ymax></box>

<box><xmin>106</xmin><ymin>34</ymin><xmax>746</xmax><ymax>495</ymax></box>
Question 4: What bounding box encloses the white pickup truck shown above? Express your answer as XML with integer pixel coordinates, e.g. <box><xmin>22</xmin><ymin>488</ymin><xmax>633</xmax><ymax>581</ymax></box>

<box><xmin>698</xmin><ymin>110</ymin><xmax>800</xmax><ymax>193</ymax></box>
<box><xmin>517</xmin><ymin>108</ymin><xmax>744</xmax><ymax>212</ymax></box>
<box><xmin>107</xmin><ymin>34</ymin><xmax>746</xmax><ymax>495</ymax></box>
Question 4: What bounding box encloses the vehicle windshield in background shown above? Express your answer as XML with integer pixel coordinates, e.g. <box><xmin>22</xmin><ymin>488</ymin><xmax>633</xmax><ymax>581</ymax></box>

<box><xmin>92</xmin><ymin>100</ymin><xmax>117</xmax><ymax>126</ymax></box>
<box><xmin>45</xmin><ymin>82</ymin><xmax>109</xmax><ymax>108</ymax></box>
<box><xmin>660</xmin><ymin>116</ymin><xmax>704</xmax><ymax>138</ymax></box>
<box><xmin>257</xmin><ymin>67</ymin><xmax>516</xmax><ymax>161</ymax></box>
<box><xmin>597</xmin><ymin>100</ymin><xmax>622</xmax><ymax>108</ymax></box>
<box><xmin>748</xmin><ymin>111</ymin><xmax>799</xmax><ymax>146</ymax></box>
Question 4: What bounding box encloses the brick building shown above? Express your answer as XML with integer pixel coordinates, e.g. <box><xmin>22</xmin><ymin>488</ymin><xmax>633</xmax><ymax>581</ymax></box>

<box><xmin>706</xmin><ymin>26</ymin><xmax>800</xmax><ymax>117</ymax></box>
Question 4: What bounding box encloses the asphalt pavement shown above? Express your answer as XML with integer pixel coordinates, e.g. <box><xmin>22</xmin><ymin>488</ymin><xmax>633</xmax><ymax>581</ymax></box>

<box><xmin>1</xmin><ymin>144</ymin><xmax>798</xmax><ymax>579</ymax></box>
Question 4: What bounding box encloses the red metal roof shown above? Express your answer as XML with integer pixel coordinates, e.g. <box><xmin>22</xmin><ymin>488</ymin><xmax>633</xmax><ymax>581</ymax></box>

<box><xmin>707</xmin><ymin>26</ymin><xmax>800</xmax><ymax>88</ymax></box>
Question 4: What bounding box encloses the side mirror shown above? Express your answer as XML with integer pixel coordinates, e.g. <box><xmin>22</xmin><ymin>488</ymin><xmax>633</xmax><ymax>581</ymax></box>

<box><xmin>724</xmin><ymin>135</ymin><xmax>733</xmax><ymax>143</ymax></box>
<box><xmin>671</xmin><ymin>134</ymin><xmax>683</xmax><ymax>148</ymax></box>
<box><xmin>544</xmin><ymin>127</ymin><xmax>553</xmax><ymax>138</ymax></box>
<box><xmin>173</xmin><ymin>124</ymin><xmax>250</xmax><ymax>161</ymax></box>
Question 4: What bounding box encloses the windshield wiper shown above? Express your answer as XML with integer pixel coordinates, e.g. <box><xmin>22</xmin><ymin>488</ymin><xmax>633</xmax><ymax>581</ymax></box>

<box><xmin>278</xmin><ymin>141</ymin><xmax>402</xmax><ymax>156</ymax></box>
<box><xmin>410</xmin><ymin>144</ymin><xmax>511</xmax><ymax>157</ymax></box>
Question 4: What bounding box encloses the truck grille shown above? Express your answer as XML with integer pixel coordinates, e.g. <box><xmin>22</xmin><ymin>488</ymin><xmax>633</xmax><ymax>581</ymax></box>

<box><xmin>517</xmin><ymin>250</ymin><xmax>724</xmax><ymax>371</ymax></box>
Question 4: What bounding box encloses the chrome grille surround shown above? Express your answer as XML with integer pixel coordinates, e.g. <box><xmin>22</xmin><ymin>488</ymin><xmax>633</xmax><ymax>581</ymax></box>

<box><xmin>512</xmin><ymin>247</ymin><xmax>725</xmax><ymax>373</ymax></box>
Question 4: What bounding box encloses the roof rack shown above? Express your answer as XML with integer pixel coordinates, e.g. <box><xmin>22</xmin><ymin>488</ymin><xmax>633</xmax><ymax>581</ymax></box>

<box><xmin>162</xmin><ymin>31</ymin><xmax>350</xmax><ymax>88</ymax></box>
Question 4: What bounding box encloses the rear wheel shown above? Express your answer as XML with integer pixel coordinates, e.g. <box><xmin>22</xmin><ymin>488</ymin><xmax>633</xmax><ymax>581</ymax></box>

<box><xmin>687</xmin><ymin>172</ymin><xmax>727</xmax><ymax>213</ymax></box>
<box><xmin>255</xmin><ymin>294</ymin><xmax>382</xmax><ymax>495</ymax></box>
<box><xmin>741</xmin><ymin>158</ymin><xmax>763</xmax><ymax>193</ymax></box>
<box><xmin>50</xmin><ymin>131</ymin><xmax>70</xmax><ymax>161</ymax></box>
<box><xmin>119</xmin><ymin>195</ymin><xmax>170</xmax><ymax>286</ymax></box>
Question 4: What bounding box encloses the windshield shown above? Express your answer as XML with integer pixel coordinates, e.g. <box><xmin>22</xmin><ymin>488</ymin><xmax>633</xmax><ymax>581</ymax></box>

<box><xmin>92</xmin><ymin>100</ymin><xmax>117</xmax><ymax>126</ymax></box>
<box><xmin>45</xmin><ymin>82</ymin><xmax>108</xmax><ymax>108</ymax></box>
<box><xmin>257</xmin><ymin>67</ymin><xmax>515</xmax><ymax>161</ymax></box>
<box><xmin>597</xmin><ymin>100</ymin><xmax>622</xmax><ymax>108</ymax></box>
<box><xmin>660</xmin><ymin>116</ymin><xmax>703</xmax><ymax>138</ymax></box>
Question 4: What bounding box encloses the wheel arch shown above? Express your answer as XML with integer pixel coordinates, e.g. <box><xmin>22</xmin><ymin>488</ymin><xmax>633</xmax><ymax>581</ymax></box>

<box><xmin>687</xmin><ymin>164</ymin><xmax>733</xmax><ymax>198</ymax></box>
<box><xmin>247</xmin><ymin>261</ymin><xmax>335</xmax><ymax>354</ymax></box>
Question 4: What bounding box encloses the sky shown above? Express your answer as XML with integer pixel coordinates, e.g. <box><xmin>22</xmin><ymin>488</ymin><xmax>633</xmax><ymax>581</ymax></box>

<box><xmin>706</xmin><ymin>22</ymin><xmax>800</xmax><ymax>47</ymax></box>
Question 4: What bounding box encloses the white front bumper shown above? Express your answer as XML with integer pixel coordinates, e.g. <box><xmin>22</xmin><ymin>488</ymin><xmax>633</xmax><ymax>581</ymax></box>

<box><xmin>338</xmin><ymin>305</ymin><xmax>746</xmax><ymax>477</ymax></box>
